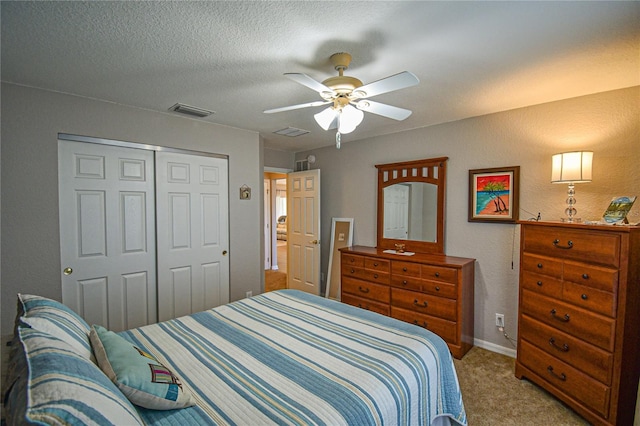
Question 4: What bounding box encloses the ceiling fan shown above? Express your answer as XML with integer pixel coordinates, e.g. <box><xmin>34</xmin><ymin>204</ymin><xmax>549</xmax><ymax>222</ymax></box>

<box><xmin>264</xmin><ymin>52</ymin><xmax>419</xmax><ymax>148</ymax></box>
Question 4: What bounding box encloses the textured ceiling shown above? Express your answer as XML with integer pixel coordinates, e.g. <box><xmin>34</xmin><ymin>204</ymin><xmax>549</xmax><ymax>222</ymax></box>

<box><xmin>2</xmin><ymin>1</ymin><xmax>639</xmax><ymax>152</ymax></box>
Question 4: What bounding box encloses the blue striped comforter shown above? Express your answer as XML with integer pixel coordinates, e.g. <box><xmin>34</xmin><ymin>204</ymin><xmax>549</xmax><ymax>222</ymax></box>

<box><xmin>120</xmin><ymin>290</ymin><xmax>467</xmax><ymax>425</ymax></box>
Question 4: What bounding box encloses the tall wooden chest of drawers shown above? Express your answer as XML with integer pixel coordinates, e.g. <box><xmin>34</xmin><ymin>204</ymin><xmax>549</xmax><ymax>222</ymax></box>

<box><xmin>340</xmin><ymin>245</ymin><xmax>475</xmax><ymax>359</ymax></box>
<box><xmin>515</xmin><ymin>222</ymin><xmax>640</xmax><ymax>425</ymax></box>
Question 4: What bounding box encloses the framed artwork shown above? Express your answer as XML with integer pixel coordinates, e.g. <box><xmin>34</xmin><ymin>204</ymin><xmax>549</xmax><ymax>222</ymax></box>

<box><xmin>325</xmin><ymin>218</ymin><xmax>354</xmax><ymax>300</ymax></box>
<box><xmin>469</xmin><ymin>166</ymin><xmax>520</xmax><ymax>223</ymax></box>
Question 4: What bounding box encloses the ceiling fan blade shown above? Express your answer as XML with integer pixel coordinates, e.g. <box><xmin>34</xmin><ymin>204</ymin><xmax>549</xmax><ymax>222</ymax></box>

<box><xmin>264</xmin><ymin>100</ymin><xmax>330</xmax><ymax>114</ymax></box>
<box><xmin>285</xmin><ymin>73</ymin><xmax>335</xmax><ymax>96</ymax></box>
<box><xmin>352</xmin><ymin>71</ymin><xmax>419</xmax><ymax>99</ymax></box>
<box><xmin>354</xmin><ymin>100</ymin><xmax>412</xmax><ymax>121</ymax></box>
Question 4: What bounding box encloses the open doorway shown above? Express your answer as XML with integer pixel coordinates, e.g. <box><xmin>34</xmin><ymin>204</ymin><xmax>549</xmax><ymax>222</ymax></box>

<box><xmin>265</xmin><ymin>172</ymin><xmax>287</xmax><ymax>292</ymax></box>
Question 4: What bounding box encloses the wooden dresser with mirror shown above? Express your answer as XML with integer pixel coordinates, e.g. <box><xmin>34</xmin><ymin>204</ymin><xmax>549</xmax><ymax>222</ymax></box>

<box><xmin>340</xmin><ymin>157</ymin><xmax>475</xmax><ymax>359</ymax></box>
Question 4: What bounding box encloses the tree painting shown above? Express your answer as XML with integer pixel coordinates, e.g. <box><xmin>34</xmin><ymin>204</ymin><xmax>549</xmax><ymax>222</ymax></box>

<box><xmin>483</xmin><ymin>180</ymin><xmax>508</xmax><ymax>214</ymax></box>
<box><xmin>469</xmin><ymin>167</ymin><xmax>519</xmax><ymax>223</ymax></box>
<box><xmin>475</xmin><ymin>173</ymin><xmax>511</xmax><ymax>216</ymax></box>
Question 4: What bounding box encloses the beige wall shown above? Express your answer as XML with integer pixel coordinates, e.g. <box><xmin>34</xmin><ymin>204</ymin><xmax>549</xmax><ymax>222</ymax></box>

<box><xmin>1</xmin><ymin>83</ymin><xmax>264</xmax><ymax>337</ymax></box>
<box><xmin>296</xmin><ymin>86</ymin><xmax>640</xmax><ymax>353</ymax></box>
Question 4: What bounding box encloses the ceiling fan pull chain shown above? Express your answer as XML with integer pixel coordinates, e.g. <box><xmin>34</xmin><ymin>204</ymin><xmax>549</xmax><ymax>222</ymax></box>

<box><xmin>336</xmin><ymin>131</ymin><xmax>341</xmax><ymax>149</ymax></box>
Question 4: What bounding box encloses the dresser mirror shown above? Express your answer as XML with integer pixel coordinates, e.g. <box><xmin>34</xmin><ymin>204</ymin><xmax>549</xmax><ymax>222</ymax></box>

<box><xmin>376</xmin><ymin>157</ymin><xmax>448</xmax><ymax>254</ymax></box>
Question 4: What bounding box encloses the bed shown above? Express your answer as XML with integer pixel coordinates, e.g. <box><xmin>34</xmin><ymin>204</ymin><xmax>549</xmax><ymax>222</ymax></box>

<box><xmin>5</xmin><ymin>289</ymin><xmax>467</xmax><ymax>425</ymax></box>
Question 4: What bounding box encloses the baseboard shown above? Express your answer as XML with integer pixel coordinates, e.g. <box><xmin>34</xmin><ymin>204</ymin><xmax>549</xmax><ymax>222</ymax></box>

<box><xmin>473</xmin><ymin>338</ymin><xmax>517</xmax><ymax>358</ymax></box>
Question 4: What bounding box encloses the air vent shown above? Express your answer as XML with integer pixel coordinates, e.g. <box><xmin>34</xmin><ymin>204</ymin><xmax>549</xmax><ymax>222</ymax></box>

<box><xmin>169</xmin><ymin>103</ymin><xmax>214</xmax><ymax>118</ymax></box>
<box><xmin>274</xmin><ymin>127</ymin><xmax>310</xmax><ymax>137</ymax></box>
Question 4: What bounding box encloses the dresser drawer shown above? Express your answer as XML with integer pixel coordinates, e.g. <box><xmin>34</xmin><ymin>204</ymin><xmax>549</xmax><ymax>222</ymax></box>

<box><xmin>342</xmin><ymin>276</ymin><xmax>390</xmax><ymax>303</ymax></box>
<box><xmin>563</xmin><ymin>282</ymin><xmax>616</xmax><ymax>318</ymax></box>
<box><xmin>421</xmin><ymin>264</ymin><xmax>457</xmax><ymax>284</ymax></box>
<box><xmin>390</xmin><ymin>275</ymin><xmax>422</xmax><ymax>292</ymax></box>
<box><xmin>521</xmin><ymin>271</ymin><xmax>563</xmax><ymax>299</ymax></box>
<box><xmin>563</xmin><ymin>261</ymin><xmax>618</xmax><ymax>293</ymax></box>
<box><xmin>392</xmin><ymin>261</ymin><xmax>421</xmax><ymax>277</ymax></box>
<box><xmin>391</xmin><ymin>288</ymin><xmax>457</xmax><ymax>321</ymax></box>
<box><xmin>361</xmin><ymin>269</ymin><xmax>390</xmax><ymax>285</ymax></box>
<box><xmin>341</xmin><ymin>264</ymin><xmax>364</xmax><ymax>279</ymax></box>
<box><xmin>365</xmin><ymin>257</ymin><xmax>390</xmax><ymax>273</ymax></box>
<box><xmin>519</xmin><ymin>340</ymin><xmax>610</xmax><ymax>418</ymax></box>
<box><xmin>523</xmin><ymin>226</ymin><xmax>620</xmax><ymax>268</ymax></box>
<box><xmin>391</xmin><ymin>307</ymin><xmax>457</xmax><ymax>344</ymax></box>
<box><xmin>519</xmin><ymin>315</ymin><xmax>613</xmax><ymax>385</ymax></box>
<box><xmin>521</xmin><ymin>289</ymin><xmax>615</xmax><ymax>351</ymax></box>
<box><xmin>341</xmin><ymin>294</ymin><xmax>390</xmax><ymax>316</ymax></box>
<box><xmin>522</xmin><ymin>253</ymin><xmax>563</xmax><ymax>279</ymax></box>
<box><xmin>342</xmin><ymin>253</ymin><xmax>364</xmax><ymax>268</ymax></box>
<box><xmin>421</xmin><ymin>280</ymin><xmax>457</xmax><ymax>299</ymax></box>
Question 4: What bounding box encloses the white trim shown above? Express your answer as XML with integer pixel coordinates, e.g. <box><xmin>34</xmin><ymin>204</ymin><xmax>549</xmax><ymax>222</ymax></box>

<box><xmin>59</xmin><ymin>133</ymin><xmax>228</xmax><ymax>159</ymax></box>
<box><xmin>473</xmin><ymin>338</ymin><xmax>517</xmax><ymax>358</ymax></box>
<box><xmin>264</xmin><ymin>166</ymin><xmax>293</xmax><ymax>173</ymax></box>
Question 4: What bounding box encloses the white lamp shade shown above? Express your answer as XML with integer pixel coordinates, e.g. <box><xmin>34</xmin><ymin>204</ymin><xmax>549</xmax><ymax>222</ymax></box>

<box><xmin>551</xmin><ymin>151</ymin><xmax>593</xmax><ymax>183</ymax></box>
<box><xmin>338</xmin><ymin>105</ymin><xmax>364</xmax><ymax>134</ymax></box>
<box><xmin>314</xmin><ymin>107</ymin><xmax>338</xmax><ymax>130</ymax></box>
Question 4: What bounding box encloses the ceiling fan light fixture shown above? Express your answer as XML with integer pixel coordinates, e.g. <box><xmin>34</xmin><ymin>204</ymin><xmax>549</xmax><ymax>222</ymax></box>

<box><xmin>314</xmin><ymin>107</ymin><xmax>338</xmax><ymax>130</ymax></box>
<box><xmin>338</xmin><ymin>105</ymin><xmax>364</xmax><ymax>134</ymax></box>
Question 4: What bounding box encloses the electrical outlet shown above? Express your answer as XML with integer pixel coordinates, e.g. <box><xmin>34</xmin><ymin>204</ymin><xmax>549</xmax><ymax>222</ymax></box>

<box><xmin>246</xmin><ymin>291</ymin><xmax>253</xmax><ymax>298</ymax></box>
<box><xmin>495</xmin><ymin>313</ymin><xmax>505</xmax><ymax>328</ymax></box>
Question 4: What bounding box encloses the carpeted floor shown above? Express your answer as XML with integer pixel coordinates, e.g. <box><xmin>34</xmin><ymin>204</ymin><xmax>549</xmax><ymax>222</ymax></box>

<box><xmin>454</xmin><ymin>346</ymin><xmax>588</xmax><ymax>425</ymax></box>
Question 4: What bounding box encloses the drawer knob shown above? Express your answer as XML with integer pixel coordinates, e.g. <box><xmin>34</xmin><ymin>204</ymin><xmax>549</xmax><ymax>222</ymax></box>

<box><xmin>582</xmin><ymin>273</ymin><xmax>589</xmax><ymax>280</ymax></box>
<box><xmin>546</xmin><ymin>366</ymin><xmax>567</xmax><ymax>381</ymax></box>
<box><xmin>358</xmin><ymin>286</ymin><xmax>370</xmax><ymax>294</ymax></box>
<box><xmin>550</xmin><ymin>309</ymin><xmax>570</xmax><ymax>322</ymax></box>
<box><xmin>413</xmin><ymin>299</ymin><xmax>428</xmax><ymax>308</ymax></box>
<box><xmin>373</xmin><ymin>274</ymin><xmax>378</xmax><ymax>279</ymax></box>
<box><xmin>581</xmin><ymin>294</ymin><xmax>588</xmax><ymax>300</ymax></box>
<box><xmin>413</xmin><ymin>320</ymin><xmax>428</xmax><ymax>328</ymax></box>
<box><xmin>403</xmin><ymin>267</ymin><xmax>408</xmax><ymax>272</ymax></box>
<box><xmin>373</xmin><ymin>262</ymin><xmax>378</xmax><ymax>267</ymax></box>
<box><xmin>350</xmin><ymin>269</ymin><xmax>355</xmax><ymax>273</ymax></box>
<box><xmin>434</xmin><ymin>272</ymin><xmax>440</xmax><ymax>277</ymax></box>
<box><xmin>537</xmin><ymin>263</ymin><xmax>543</xmax><ymax>269</ymax></box>
<box><xmin>552</xmin><ymin>239</ymin><xmax>574</xmax><ymax>250</ymax></box>
<box><xmin>536</xmin><ymin>281</ymin><xmax>543</xmax><ymax>286</ymax></box>
<box><xmin>350</xmin><ymin>258</ymin><xmax>355</xmax><ymax>263</ymax></box>
<box><xmin>435</xmin><ymin>286</ymin><xmax>440</xmax><ymax>291</ymax></box>
<box><xmin>549</xmin><ymin>338</ymin><xmax>570</xmax><ymax>352</ymax></box>
<box><xmin>402</xmin><ymin>280</ymin><xmax>408</xmax><ymax>285</ymax></box>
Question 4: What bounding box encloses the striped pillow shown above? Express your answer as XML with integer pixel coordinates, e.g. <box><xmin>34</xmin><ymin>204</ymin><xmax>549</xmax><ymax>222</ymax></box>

<box><xmin>17</xmin><ymin>293</ymin><xmax>94</xmax><ymax>362</ymax></box>
<box><xmin>6</xmin><ymin>326</ymin><xmax>144</xmax><ymax>426</ymax></box>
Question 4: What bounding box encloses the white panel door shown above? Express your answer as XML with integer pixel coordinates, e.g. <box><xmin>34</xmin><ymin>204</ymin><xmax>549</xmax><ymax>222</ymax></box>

<box><xmin>287</xmin><ymin>169</ymin><xmax>320</xmax><ymax>295</ymax></box>
<box><xmin>58</xmin><ymin>140</ymin><xmax>157</xmax><ymax>331</ymax></box>
<box><xmin>383</xmin><ymin>183</ymin><xmax>409</xmax><ymax>239</ymax></box>
<box><xmin>156</xmin><ymin>152</ymin><xmax>229</xmax><ymax>321</ymax></box>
